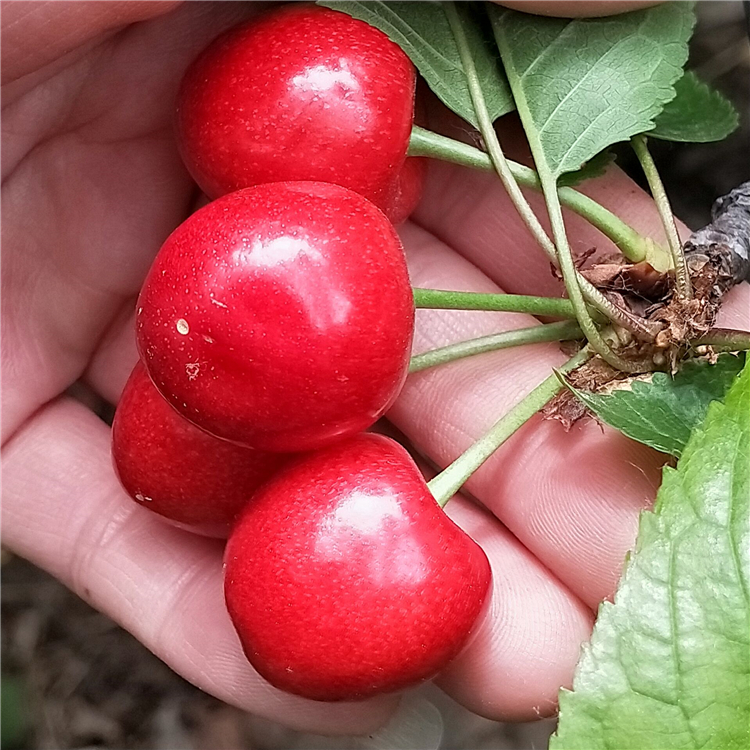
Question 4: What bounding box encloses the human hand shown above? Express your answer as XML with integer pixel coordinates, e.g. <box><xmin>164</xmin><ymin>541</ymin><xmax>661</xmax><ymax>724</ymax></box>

<box><xmin>2</xmin><ymin>1</ymin><xmax>396</xmax><ymax>733</ymax></box>
<box><xmin>3</xmin><ymin>0</ymin><xmax>748</xmax><ymax>736</ymax></box>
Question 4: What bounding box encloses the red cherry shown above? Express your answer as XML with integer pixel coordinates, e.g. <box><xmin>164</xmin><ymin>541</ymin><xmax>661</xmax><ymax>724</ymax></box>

<box><xmin>176</xmin><ymin>5</ymin><xmax>418</xmax><ymax>223</ymax></box>
<box><xmin>224</xmin><ymin>433</ymin><xmax>492</xmax><ymax>701</ymax></box>
<box><xmin>136</xmin><ymin>182</ymin><xmax>414</xmax><ymax>452</ymax></box>
<box><xmin>112</xmin><ymin>362</ymin><xmax>290</xmax><ymax>536</ymax></box>
<box><xmin>383</xmin><ymin>157</ymin><xmax>427</xmax><ymax>226</ymax></box>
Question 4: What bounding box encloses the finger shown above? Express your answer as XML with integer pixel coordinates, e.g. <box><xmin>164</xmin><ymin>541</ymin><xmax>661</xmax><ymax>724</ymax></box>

<box><xmin>716</xmin><ymin>283</ymin><xmax>750</xmax><ymax>331</ymax></box>
<box><xmin>392</xmin><ymin>222</ymin><xmax>666</xmax><ymax>608</ymax></box>
<box><xmin>491</xmin><ymin>1</ymin><xmax>661</xmax><ymax>17</ymax></box>
<box><xmin>83</xmin><ymin>188</ymin><xmax>214</xmax><ymax>406</ymax></box>
<box><xmin>1</xmin><ymin>1</ymin><xmax>181</xmax><ymax>88</ymax></box>
<box><xmin>85</xmin><ymin>302</ymin><xmax>140</xmax><ymax>405</ymax></box>
<box><xmin>438</xmin><ymin>496</ymin><xmax>592</xmax><ymax>720</ymax></box>
<box><xmin>1</xmin><ymin>397</ymin><xmax>397</xmax><ymax>734</ymax></box>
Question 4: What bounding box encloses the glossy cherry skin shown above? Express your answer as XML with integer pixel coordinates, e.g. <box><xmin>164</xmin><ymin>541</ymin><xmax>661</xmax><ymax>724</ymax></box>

<box><xmin>136</xmin><ymin>182</ymin><xmax>414</xmax><ymax>452</ymax></box>
<box><xmin>224</xmin><ymin>434</ymin><xmax>492</xmax><ymax>701</ymax></box>
<box><xmin>112</xmin><ymin>362</ymin><xmax>291</xmax><ymax>536</ymax></box>
<box><xmin>176</xmin><ymin>4</ymin><xmax>420</xmax><ymax>223</ymax></box>
<box><xmin>384</xmin><ymin>156</ymin><xmax>427</xmax><ymax>226</ymax></box>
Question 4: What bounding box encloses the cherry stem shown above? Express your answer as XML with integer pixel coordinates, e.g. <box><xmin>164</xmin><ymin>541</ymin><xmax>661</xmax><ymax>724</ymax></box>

<box><xmin>443</xmin><ymin>2</ymin><xmax>556</xmax><ymax>261</ymax></box>
<box><xmin>409</xmin><ymin>320</ymin><xmax>583</xmax><ymax>373</ymax></box>
<box><xmin>630</xmin><ymin>134</ymin><xmax>692</xmax><ymax>301</ymax></box>
<box><xmin>413</xmin><ymin>287</ymin><xmax>662</xmax><ymax>342</ymax></box>
<box><xmin>691</xmin><ymin>328</ymin><xmax>750</xmax><ymax>352</ymax></box>
<box><xmin>444</xmin><ymin>2</ymin><xmax>641</xmax><ymax>373</ymax></box>
<box><xmin>413</xmin><ymin>288</ymin><xmax>579</xmax><ymax>317</ymax></box>
<box><xmin>409</xmin><ymin>126</ymin><xmax>670</xmax><ymax>271</ymax></box>
<box><xmin>428</xmin><ymin>348</ymin><xmax>591</xmax><ymax>508</ymax></box>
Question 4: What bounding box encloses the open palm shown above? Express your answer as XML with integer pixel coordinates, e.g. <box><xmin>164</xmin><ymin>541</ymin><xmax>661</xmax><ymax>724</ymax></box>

<box><xmin>4</xmin><ymin>0</ymin><xmax>749</xmax><ymax>737</ymax></box>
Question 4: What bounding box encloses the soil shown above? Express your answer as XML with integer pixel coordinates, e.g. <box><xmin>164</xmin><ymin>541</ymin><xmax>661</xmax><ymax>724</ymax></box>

<box><xmin>2</xmin><ymin>3</ymin><xmax>748</xmax><ymax>749</ymax></box>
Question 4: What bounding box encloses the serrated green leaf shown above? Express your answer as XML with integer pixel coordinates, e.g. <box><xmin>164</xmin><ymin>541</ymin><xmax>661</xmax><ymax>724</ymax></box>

<box><xmin>489</xmin><ymin>3</ymin><xmax>695</xmax><ymax>178</ymax></box>
<box><xmin>552</xmin><ymin>361</ymin><xmax>750</xmax><ymax>750</ymax></box>
<box><xmin>650</xmin><ymin>71</ymin><xmax>740</xmax><ymax>143</ymax></box>
<box><xmin>318</xmin><ymin>1</ymin><xmax>514</xmax><ymax>128</ymax></box>
<box><xmin>557</xmin><ymin>150</ymin><xmax>614</xmax><ymax>187</ymax></box>
<box><xmin>567</xmin><ymin>354</ymin><xmax>745</xmax><ymax>457</ymax></box>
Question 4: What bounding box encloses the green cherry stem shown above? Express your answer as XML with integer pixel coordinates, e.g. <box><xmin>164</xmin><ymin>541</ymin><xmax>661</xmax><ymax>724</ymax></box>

<box><xmin>428</xmin><ymin>348</ymin><xmax>591</xmax><ymax>508</ymax></box>
<box><xmin>414</xmin><ymin>286</ymin><xmax>661</xmax><ymax>344</ymax></box>
<box><xmin>409</xmin><ymin>126</ymin><xmax>669</xmax><ymax>270</ymax></box>
<box><xmin>409</xmin><ymin>320</ymin><xmax>583</xmax><ymax>373</ymax></box>
<box><xmin>413</xmin><ymin>288</ymin><xmax>579</xmax><ymax>317</ymax></box>
<box><xmin>443</xmin><ymin>3</ymin><xmax>552</xmax><ymax>258</ymax></box>
<box><xmin>538</xmin><ymin>167</ymin><xmax>644</xmax><ymax>372</ymax></box>
<box><xmin>630</xmin><ymin>134</ymin><xmax>692</xmax><ymax>300</ymax></box>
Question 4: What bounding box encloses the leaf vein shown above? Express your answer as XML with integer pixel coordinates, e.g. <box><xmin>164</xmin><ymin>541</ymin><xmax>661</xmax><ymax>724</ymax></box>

<box><xmin>535</xmin><ymin>28</ymin><xmax>676</xmax><ymax>146</ymax></box>
<box><xmin>667</xmin><ymin>523</ymin><xmax>700</xmax><ymax>747</ymax></box>
<box><xmin>516</xmin><ymin>21</ymin><xmax>577</xmax><ymax>81</ymax></box>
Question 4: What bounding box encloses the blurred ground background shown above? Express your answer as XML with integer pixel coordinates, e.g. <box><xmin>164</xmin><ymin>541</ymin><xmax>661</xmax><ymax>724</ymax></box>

<box><xmin>2</xmin><ymin>2</ymin><xmax>748</xmax><ymax>749</ymax></box>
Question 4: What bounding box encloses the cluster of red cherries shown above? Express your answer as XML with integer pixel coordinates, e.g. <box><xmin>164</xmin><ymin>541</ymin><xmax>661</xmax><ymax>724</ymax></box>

<box><xmin>112</xmin><ymin>5</ymin><xmax>491</xmax><ymax>702</ymax></box>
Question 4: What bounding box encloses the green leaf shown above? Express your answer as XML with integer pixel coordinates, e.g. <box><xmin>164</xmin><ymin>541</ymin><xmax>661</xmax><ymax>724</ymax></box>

<box><xmin>650</xmin><ymin>71</ymin><xmax>740</xmax><ymax>143</ymax></box>
<box><xmin>318</xmin><ymin>1</ymin><xmax>515</xmax><ymax>128</ymax></box>
<box><xmin>568</xmin><ymin>353</ymin><xmax>745</xmax><ymax>457</ymax></box>
<box><xmin>557</xmin><ymin>150</ymin><xmax>614</xmax><ymax>187</ymax></box>
<box><xmin>552</xmin><ymin>360</ymin><xmax>750</xmax><ymax>750</ymax></box>
<box><xmin>489</xmin><ymin>3</ymin><xmax>695</xmax><ymax>178</ymax></box>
